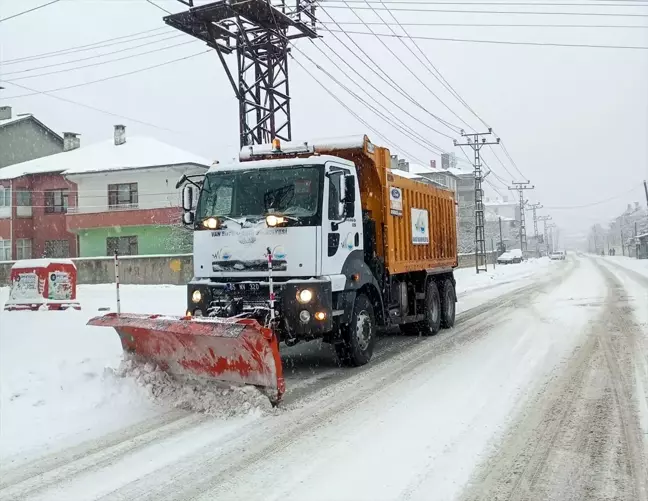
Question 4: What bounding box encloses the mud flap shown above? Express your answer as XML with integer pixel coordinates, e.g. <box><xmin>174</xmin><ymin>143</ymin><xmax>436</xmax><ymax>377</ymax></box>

<box><xmin>88</xmin><ymin>313</ymin><xmax>285</xmax><ymax>403</ymax></box>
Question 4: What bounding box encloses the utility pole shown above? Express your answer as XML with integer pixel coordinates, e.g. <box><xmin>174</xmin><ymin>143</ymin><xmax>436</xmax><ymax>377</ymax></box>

<box><xmin>454</xmin><ymin>129</ymin><xmax>500</xmax><ymax>274</ymax></box>
<box><xmin>528</xmin><ymin>202</ymin><xmax>543</xmax><ymax>257</ymax></box>
<box><xmin>508</xmin><ymin>182</ymin><xmax>534</xmax><ymax>255</ymax></box>
<box><xmin>538</xmin><ymin>215</ymin><xmax>552</xmax><ymax>255</ymax></box>
<box><xmin>498</xmin><ymin>216</ymin><xmax>504</xmax><ymax>253</ymax></box>
<box><xmin>547</xmin><ymin>223</ymin><xmax>557</xmax><ymax>253</ymax></box>
<box><xmin>164</xmin><ymin>0</ymin><xmax>318</xmax><ymax>147</ymax></box>
<box><xmin>644</xmin><ymin>180</ymin><xmax>648</xmax><ymax>210</ymax></box>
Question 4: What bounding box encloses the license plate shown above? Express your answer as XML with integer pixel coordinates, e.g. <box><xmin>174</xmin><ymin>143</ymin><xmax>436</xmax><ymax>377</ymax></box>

<box><xmin>226</xmin><ymin>282</ymin><xmax>261</xmax><ymax>292</ymax></box>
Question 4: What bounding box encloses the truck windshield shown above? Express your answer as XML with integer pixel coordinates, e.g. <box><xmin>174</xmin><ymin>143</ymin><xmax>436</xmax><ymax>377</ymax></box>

<box><xmin>196</xmin><ymin>165</ymin><xmax>322</xmax><ymax>225</ymax></box>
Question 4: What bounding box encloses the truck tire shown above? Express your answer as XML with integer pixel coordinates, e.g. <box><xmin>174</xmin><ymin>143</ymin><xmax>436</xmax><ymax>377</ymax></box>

<box><xmin>439</xmin><ymin>278</ymin><xmax>456</xmax><ymax>329</ymax></box>
<box><xmin>335</xmin><ymin>293</ymin><xmax>376</xmax><ymax>367</ymax></box>
<box><xmin>420</xmin><ymin>280</ymin><xmax>442</xmax><ymax>336</ymax></box>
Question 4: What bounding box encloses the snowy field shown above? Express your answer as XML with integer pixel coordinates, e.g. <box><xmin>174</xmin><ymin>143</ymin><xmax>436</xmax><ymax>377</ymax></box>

<box><xmin>1</xmin><ymin>254</ymin><xmax>646</xmax><ymax>501</ymax></box>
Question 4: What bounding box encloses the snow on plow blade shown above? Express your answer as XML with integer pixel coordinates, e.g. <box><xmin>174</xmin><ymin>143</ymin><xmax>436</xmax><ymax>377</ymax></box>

<box><xmin>87</xmin><ymin>313</ymin><xmax>285</xmax><ymax>403</ymax></box>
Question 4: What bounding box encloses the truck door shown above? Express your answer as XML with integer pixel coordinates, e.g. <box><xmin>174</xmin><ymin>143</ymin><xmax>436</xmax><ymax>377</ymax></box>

<box><xmin>321</xmin><ymin>163</ymin><xmax>362</xmax><ymax>277</ymax></box>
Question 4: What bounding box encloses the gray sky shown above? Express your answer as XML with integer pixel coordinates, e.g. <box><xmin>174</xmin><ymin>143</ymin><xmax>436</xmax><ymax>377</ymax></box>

<box><xmin>1</xmin><ymin>0</ymin><xmax>647</xmax><ymax>238</ymax></box>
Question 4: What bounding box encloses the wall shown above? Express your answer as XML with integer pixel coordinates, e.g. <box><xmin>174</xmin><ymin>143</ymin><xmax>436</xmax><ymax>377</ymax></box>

<box><xmin>1</xmin><ymin>252</ymin><xmax>500</xmax><ymax>287</ymax></box>
<box><xmin>67</xmin><ymin>164</ymin><xmax>206</xmax><ymax>214</ymax></box>
<box><xmin>0</xmin><ymin>119</ymin><xmax>63</xmax><ymax>168</ymax></box>
<box><xmin>0</xmin><ymin>254</ymin><xmax>193</xmax><ymax>286</ymax></box>
<box><xmin>78</xmin><ymin>225</ymin><xmax>191</xmax><ymax>257</ymax></box>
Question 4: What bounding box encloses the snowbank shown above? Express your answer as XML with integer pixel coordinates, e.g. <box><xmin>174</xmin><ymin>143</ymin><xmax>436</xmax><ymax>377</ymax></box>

<box><xmin>597</xmin><ymin>255</ymin><xmax>648</xmax><ymax>280</ymax></box>
<box><xmin>0</xmin><ymin>285</ymin><xmax>185</xmax><ymax>463</ymax></box>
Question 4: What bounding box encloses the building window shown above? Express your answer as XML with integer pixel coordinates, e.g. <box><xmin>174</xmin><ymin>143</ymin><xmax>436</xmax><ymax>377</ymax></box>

<box><xmin>16</xmin><ymin>239</ymin><xmax>32</xmax><ymax>260</ymax></box>
<box><xmin>16</xmin><ymin>190</ymin><xmax>32</xmax><ymax>206</ymax></box>
<box><xmin>0</xmin><ymin>187</ymin><xmax>10</xmax><ymax>207</ymax></box>
<box><xmin>44</xmin><ymin>240</ymin><xmax>70</xmax><ymax>258</ymax></box>
<box><xmin>108</xmin><ymin>183</ymin><xmax>138</xmax><ymax>209</ymax></box>
<box><xmin>0</xmin><ymin>239</ymin><xmax>11</xmax><ymax>260</ymax></box>
<box><xmin>107</xmin><ymin>236</ymin><xmax>138</xmax><ymax>256</ymax></box>
<box><xmin>45</xmin><ymin>189</ymin><xmax>69</xmax><ymax>214</ymax></box>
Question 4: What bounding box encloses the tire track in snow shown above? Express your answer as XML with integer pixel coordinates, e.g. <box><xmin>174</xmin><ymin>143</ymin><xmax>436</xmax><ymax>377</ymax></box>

<box><xmin>0</xmin><ymin>411</ymin><xmax>208</xmax><ymax>501</ymax></box>
<box><xmin>86</xmin><ymin>261</ymin><xmax>578</xmax><ymax>501</ymax></box>
<box><xmin>460</xmin><ymin>257</ymin><xmax>648</xmax><ymax>501</ymax></box>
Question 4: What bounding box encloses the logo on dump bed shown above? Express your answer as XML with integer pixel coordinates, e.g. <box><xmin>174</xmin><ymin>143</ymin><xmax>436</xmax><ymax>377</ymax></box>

<box><xmin>411</xmin><ymin>208</ymin><xmax>429</xmax><ymax>245</ymax></box>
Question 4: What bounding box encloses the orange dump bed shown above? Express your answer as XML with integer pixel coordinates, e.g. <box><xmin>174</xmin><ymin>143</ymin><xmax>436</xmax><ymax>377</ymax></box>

<box><xmin>316</xmin><ymin>136</ymin><xmax>458</xmax><ymax>276</ymax></box>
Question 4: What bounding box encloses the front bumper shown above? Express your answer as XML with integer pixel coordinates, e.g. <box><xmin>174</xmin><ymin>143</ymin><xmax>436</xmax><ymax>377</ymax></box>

<box><xmin>187</xmin><ymin>279</ymin><xmax>334</xmax><ymax>339</ymax></box>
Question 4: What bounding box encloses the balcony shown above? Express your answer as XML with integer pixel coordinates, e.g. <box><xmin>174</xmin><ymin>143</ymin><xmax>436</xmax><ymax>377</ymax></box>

<box><xmin>108</xmin><ymin>203</ymin><xmax>139</xmax><ymax>211</ymax></box>
<box><xmin>66</xmin><ymin>206</ymin><xmax>181</xmax><ymax>231</ymax></box>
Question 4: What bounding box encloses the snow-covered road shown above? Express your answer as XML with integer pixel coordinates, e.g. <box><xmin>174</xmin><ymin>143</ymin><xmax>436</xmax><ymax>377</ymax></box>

<box><xmin>1</xmin><ymin>254</ymin><xmax>646</xmax><ymax>501</ymax></box>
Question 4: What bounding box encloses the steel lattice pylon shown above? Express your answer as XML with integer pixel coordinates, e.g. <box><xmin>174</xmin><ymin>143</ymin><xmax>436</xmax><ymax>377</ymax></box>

<box><xmin>165</xmin><ymin>0</ymin><xmax>317</xmax><ymax>147</ymax></box>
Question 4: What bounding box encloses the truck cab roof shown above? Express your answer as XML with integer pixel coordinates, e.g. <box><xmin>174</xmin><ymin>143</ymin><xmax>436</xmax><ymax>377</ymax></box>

<box><xmin>207</xmin><ymin>154</ymin><xmax>355</xmax><ymax>174</ymax></box>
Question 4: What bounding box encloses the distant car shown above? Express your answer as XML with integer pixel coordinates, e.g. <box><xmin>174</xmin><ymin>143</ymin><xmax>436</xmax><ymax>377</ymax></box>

<box><xmin>497</xmin><ymin>249</ymin><xmax>523</xmax><ymax>264</ymax></box>
<box><xmin>550</xmin><ymin>251</ymin><xmax>566</xmax><ymax>260</ymax></box>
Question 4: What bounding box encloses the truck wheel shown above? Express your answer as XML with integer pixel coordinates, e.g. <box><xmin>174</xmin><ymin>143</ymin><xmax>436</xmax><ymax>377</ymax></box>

<box><xmin>420</xmin><ymin>281</ymin><xmax>442</xmax><ymax>336</ymax></box>
<box><xmin>335</xmin><ymin>294</ymin><xmax>376</xmax><ymax>367</ymax></box>
<box><xmin>440</xmin><ymin>278</ymin><xmax>456</xmax><ymax>329</ymax></box>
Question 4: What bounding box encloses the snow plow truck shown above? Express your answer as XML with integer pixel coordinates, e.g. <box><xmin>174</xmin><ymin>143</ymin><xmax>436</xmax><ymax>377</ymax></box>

<box><xmin>89</xmin><ymin>136</ymin><xmax>458</xmax><ymax>404</ymax></box>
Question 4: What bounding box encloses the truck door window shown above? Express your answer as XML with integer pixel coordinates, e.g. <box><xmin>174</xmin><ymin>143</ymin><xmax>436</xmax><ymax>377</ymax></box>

<box><xmin>328</xmin><ymin>174</ymin><xmax>342</xmax><ymax>221</ymax></box>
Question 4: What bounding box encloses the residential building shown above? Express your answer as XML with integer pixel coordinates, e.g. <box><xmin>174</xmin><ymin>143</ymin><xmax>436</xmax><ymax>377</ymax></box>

<box><xmin>0</xmin><ymin>125</ymin><xmax>210</xmax><ymax>260</ymax></box>
<box><xmin>409</xmin><ymin>162</ymin><xmax>459</xmax><ymax>193</ymax></box>
<box><xmin>0</xmin><ymin>106</ymin><xmax>64</xmax><ymax>168</ymax></box>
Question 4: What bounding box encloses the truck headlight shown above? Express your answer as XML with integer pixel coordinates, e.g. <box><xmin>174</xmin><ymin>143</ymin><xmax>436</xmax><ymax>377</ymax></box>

<box><xmin>297</xmin><ymin>289</ymin><xmax>313</xmax><ymax>304</ymax></box>
<box><xmin>191</xmin><ymin>290</ymin><xmax>202</xmax><ymax>303</ymax></box>
<box><xmin>266</xmin><ymin>215</ymin><xmax>285</xmax><ymax>227</ymax></box>
<box><xmin>202</xmin><ymin>217</ymin><xmax>218</xmax><ymax>229</ymax></box>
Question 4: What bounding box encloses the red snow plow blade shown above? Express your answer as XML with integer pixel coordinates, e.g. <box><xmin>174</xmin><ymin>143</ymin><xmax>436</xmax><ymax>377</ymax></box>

<box><xmin>87</xmin><ymin>313</ymin><xmax>285</xmax><ymax>403</ymax></box>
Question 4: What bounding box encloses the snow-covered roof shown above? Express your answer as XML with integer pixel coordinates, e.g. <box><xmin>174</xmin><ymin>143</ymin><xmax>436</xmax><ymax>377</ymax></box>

<box><xmin>0</xmin><ymin>137</ymin><xmax>211</xmax><ymax>180</ymax></box>
<box><xmin>0</xmin><ymin>113</ymin><xmax>63</xmax><ymax>142</ymax></box>
<box><xmin>12</xmin><ymin>258</ymin><xmax>76</xmax><ymax>269</ymax></box>
<box><xmin>389</xmin><ymin>169</ymin><xmax>423</xmax><ymax>180</ymax></box>
<box><xmin>0</xmin><ymin>115</ymin><xmax>29</xmax><ymax>128</ymax></box>
<box><xmin>484</xmin><ymin>212</ymin><xmax>515</xmax><ymax>222</ymax></box>
<box><xmin>409</xmin><ymin>162</ymin><xmax>461</xmax><ymax>178</ymax></box>
<box><xmin>485</xmin><ymin>199</ymin><xmax>517</xmax><ymax>207</ymax></box>
<box><xmin>208</xmin><ymin>155</ymin><xmax>352</xmax><ymax>174</ymax></box>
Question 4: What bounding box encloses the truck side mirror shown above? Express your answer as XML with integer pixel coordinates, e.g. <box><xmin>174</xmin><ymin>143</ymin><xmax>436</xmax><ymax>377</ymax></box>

<box><xmin>182</xmin><ymin>211</ymin><xmax>195</xmax><ymax>225</ymax></box>
<box><xmin>344</xmin><ymin>175</ymin><xmax>356</xmax><ymax>218</ymax></box>
<box><xmin>182</xmin><ymin>185</ymin><xmax>194</xmax><ymax>211</ymax></box>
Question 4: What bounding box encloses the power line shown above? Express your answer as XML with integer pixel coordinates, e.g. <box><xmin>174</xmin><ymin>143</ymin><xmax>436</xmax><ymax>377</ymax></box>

<box><xmin>1</xmin><ymin>81</ymin><xmax>180</xmax><ymax>132</ymax></box>
<box><xmin>499</xmin><ymin>141</ymin><xmax>528</xmax><ymax>179</ymax></box>
<box><xmin>3</xmin><ymin>39</ymin><xmax>197</xmax><ymax>82</ymax></box>
<box><xmin>2</xmin><ymin>34</ymin><xmax>186</xmax><ymax>77</ymax></box>
<box><xmin>322</xmin><ymin>4</ymin><xmax>648</xmax><ymax>15</ymax></box>
<box><xmin>293</xmin><ymin>46</ymin><xmax>445</xmax><ymax>157</ymax></box>
<box><xmin>336</xmin><ymin>0</ymin><xmax>470</xmax><ymax>132</ymax></box>
<box><xmin>303</xmin><ymin>41</ymin><xmax>448</xmax><ymax>153</ymax></box>
<box><xmin>326</xmin><ymin>28</ymin><xmax>648</xmax><ymax>49</ymax></box>
<box><xmin>487</xmin><ymin>144</ymin><xmax>518</xmax><ymax>181</ymax></box>
<box><xmin>146</xmin><ymin>0</ymin><xmax>172</xmax><ymax>13</ymax></box>
<box><xmin>290</xmin><ymin>55</ymin><xmax>428</xmax><ymax>164</ymax></box>
<box><xmin>0</xmin><ymin>0</ymin><xmax>61</xmax><ymax>23</ymax></box>
<box><xmin>319</xmin><ymin>20</ymin><xmax>648</xmax><ymax>27</ymax></box>
<box><xmin>316</xmin><ymin>6</ymin><xmax>461</xmax><ymax>137</ymax></box>
<box><xmin>0</xmin><ymin>28</ymin><xmax>172</xmax><ymax>66</ymax></box>
<box><xmin>322</xmin><ymin>0</ymin><xmax>648</xmax><ymax>6</ymax></box>
<box><xmin>1</xmin><ymin>50</ymin><xmax>211</xmax><ymax>99</ymax></box>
